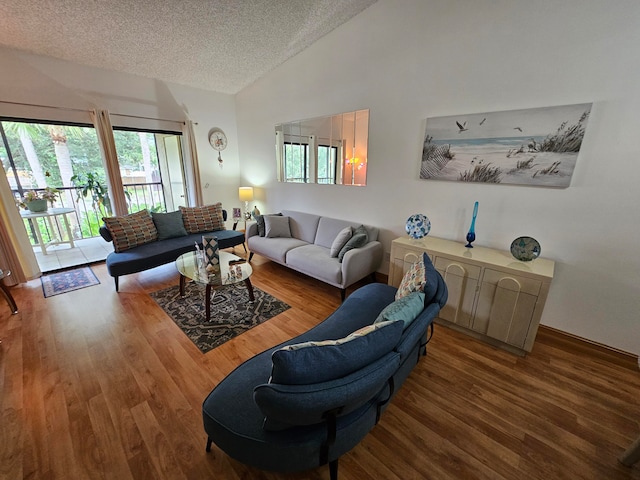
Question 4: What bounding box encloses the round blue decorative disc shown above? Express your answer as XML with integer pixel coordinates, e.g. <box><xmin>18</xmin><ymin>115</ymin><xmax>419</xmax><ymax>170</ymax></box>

<box><xmin>405</xmin><ymin>214</ymin><xmax>431</xmax><ymax>239</ymax></box>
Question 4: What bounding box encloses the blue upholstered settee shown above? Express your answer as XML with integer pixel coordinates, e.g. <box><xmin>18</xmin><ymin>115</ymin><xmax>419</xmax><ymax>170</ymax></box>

<box><xmin>202</xmin><ymin>255</ymin><xmax>447</xmax><ymax>480</ymax></box>
<box><xmin>100</xmin><ymin>208</ymin><xmax>245</xmax><ymax>291</ymax></box>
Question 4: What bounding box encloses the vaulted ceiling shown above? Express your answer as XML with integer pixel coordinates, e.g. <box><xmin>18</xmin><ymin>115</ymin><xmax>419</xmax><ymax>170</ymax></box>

<box><xmin>0</xmin><ymin>0</ymin><xmax>377</xmax><ymax>94</ymax></box>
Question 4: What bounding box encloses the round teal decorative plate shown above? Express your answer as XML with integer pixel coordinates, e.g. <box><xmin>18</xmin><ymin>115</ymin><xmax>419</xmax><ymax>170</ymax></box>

<box><xmin>510</xmin><ymin>236</ymin><xmax>541</xmax><ymax>261</ymax></box>
<box><xmin>405</xmin><ymin>214</ymin><xmax>431</xmax><ymax>239</ymax></box>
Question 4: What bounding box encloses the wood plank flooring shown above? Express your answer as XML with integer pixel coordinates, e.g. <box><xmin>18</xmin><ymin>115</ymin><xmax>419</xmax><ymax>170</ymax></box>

<box><xmin>1</xmin><ymin>253</ymin><xmax>639</xmax><ymax>479</ymax></box>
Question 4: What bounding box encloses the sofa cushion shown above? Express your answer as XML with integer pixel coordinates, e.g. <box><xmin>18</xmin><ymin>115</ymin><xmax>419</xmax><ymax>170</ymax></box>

<box><xmin>281</xmin><ymin>210</ymin><xmax>321</xmax><ymax>243</ymax></box>
<box><xmin>248</xmin><ymin>236</ymin><xmax>308</xmax><ymax>264</ymax></box>
<box><xmin>179</xmin><ymin>203</ymin><xmax>225</xmax><ymax>234</ymax></box>
<box><xmin>270</xmin><ymin>319</ymin><xmax>403</xmax><ymax>385</ymax></box>
<box><xmin>151</xmin><ymin>211</ymin><xmax>188</xmax><ymax>240</ymax></box>
<box><xmin>374</xmin><ymin>292</ymin><xmax>426</xmax><ymax>329</ymax></box>
<box><xmin>285</xmin><ymin>244</ymin><xmax>342</xmax><ymax>285</ymax></box>
<box><xmin>329</xmin><ymin>226</ymin><xmax>353</xmax><ymax>258</ymax></box>
<box><xmin>264</xmin><ymin>215</ymin><xmax>292</xmax><ymax>238</ymax></box>
<box><xmin>338</xmin><ymin>227</ymin><xmax>368</xmax><ymax>262</ymax></box>
<box><xmin>255</xmin><ymin>350</ymin><xmax>400</xmax><ymax>431</ymax></box>
<box><xmin>103</xmin><ymin>209</ymin><xmax>158</xmax><ymax>253</ymax></box>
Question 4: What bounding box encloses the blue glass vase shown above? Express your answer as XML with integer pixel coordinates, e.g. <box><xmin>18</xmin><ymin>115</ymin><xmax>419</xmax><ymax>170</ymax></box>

<box><xmin>465</xmin><ymin>201</ymin><xmax>478</xmax><ymax>248</ymax></box>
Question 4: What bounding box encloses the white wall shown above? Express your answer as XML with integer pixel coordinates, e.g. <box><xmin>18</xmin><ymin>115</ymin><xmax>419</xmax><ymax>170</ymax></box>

<box><xmin>0</xmin><ymin>47</ymin><xmax>242</xmax><ymax>220</ymax></box>
<box><xmin>235</xmin><ymin>0</ymin><xmax>640</xmax><ymax>355</ymax></box>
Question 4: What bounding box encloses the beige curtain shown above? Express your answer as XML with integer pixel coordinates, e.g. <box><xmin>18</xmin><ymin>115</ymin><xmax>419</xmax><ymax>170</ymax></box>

<box><xmin>182</xmin><ymin>120</ymin><xmax>204</xmax><ymax>206</ymax></box>
<box><xmin>0</xmin><ymin>166</ymin><xmax>40</xmax><ymax>284</ymax></box>
<box><xmin>90</xmin><ymin>109</ymin><xmax>128</xmax><ymax>216</ymax></box>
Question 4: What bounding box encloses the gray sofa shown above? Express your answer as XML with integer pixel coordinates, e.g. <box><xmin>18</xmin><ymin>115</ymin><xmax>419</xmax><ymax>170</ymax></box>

<box><xmin>202</xmin><ymin>262</ymin><xmax>448</xmax><ymax>480</ymax></box>
<box><xmin>247</xmin><ymin>210</ymin><xmax>383</xmax><ymax>299</ymax></box>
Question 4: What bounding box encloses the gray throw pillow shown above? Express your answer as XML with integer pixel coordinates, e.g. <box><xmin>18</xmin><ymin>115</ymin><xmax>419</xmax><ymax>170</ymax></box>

<box><xmin>329</xmin><ymin>226</ymin><xmax>353</xmax><ymax>257</ymax></box>
<box><xmin>337</xmin><ymin>233</ymin><xmax>368</xmax><ymax>262</ymax></box>
<box><xmin>151</xmin><ymin>211</ymin><xmax>188</xmax><ymax>240</ymax></box>
<box><xmin>265</xmin><ymin>215</ymin><xmax>292</xmax><ymax>238</ymax></box>
<box><xmin>256</xmin><ymin>213</ymin><xmax>282</xmax><ymax>237</ymax></box>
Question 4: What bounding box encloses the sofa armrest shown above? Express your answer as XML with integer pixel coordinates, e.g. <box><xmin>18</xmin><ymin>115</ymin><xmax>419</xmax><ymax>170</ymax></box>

<box><xmin>341</xmin><ymin>241</ymin><xmax>383</xmax><ymax>288</ymax></box>
<box><xmin>246</xmin><ymin>222</ymin><xmax>258</xmax><ymax>238</ymax></box>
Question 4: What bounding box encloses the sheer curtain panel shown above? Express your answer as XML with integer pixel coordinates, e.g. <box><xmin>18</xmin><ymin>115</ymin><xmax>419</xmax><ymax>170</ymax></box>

<box><xmin>0</xmin><ymin>166</ymin><xmax>40</xmax><ymax>284</ymax></box>
<box><xmin>91</xmin><ymin>109</ymin><xmax>129</xmax><ymax>216</ymax></box>
<box><xmin>182</xmin><ymin>120</ymin><xmax>204</xmax><ymax>206</ymax></box>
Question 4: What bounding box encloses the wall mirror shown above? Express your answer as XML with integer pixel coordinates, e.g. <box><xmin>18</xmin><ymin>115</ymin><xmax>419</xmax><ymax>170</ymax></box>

<box><xmin>275</xmin><ymin>109</ymin><xmax>369</xmax><ymax>186</ymax></box>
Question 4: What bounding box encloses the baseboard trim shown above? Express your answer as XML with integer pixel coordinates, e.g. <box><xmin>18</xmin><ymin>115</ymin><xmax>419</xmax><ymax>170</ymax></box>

<box><xmin>537</xmin><ymin>325</ymin><xmax>639</xmax><ymax>370</ymax></box>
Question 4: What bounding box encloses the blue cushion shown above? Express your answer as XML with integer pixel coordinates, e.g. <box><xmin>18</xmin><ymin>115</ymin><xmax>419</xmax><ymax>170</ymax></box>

<box><xmin>151</xmin><ymin>211</ymin><xmax>188</xmax><ymax>240</ymax></box>
<box><xmin>374</xmin><ymin>291</ymin><xmax>425</xmax><ymax>329</ymax></box>
<box><xmin>255</xmin><ymin>351</ymin><xmax>400</xmax><ymax>430</ymax></box>
<box><xmin>270</xmin><ymin>319</ymin><xmax>404</xmax><ymax>385</ymax></box>
<box><xmin>422</xmin><ymin>252</ymin><xmax>439</xmax><ymax>304</ymax></box>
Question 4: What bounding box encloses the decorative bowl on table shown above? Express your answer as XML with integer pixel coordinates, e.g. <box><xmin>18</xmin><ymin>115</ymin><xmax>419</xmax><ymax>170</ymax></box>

<box><xmin>405</xmin><ymin>214</ymin><xmax>431</xmax><ymax>239</ymax></box>
<box><xmin>510</xmin><ymin>236</ymin><xmax>541</xmax><ymax>261</ymax></box>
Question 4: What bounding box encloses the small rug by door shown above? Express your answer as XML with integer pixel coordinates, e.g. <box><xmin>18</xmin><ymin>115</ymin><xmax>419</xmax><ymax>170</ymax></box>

<box><xmin>150</xmin><ymin>282</ymin><xmax>290</xmax><ymax>354</ymax></box>
<box><xmin>41</xmin><ymin>266</ymin><xmax>100</xmax><ymax>297</ymax></box>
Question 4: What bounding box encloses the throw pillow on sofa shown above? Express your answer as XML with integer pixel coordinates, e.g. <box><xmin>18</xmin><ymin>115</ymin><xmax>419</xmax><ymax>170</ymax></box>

<box><xmin>255</xmin><ymin>213</ymin><xmax>282</xmax><ymax>237</ymax></box>
<box><xmin>375</xmin><ymin>291</ymin><xmax>425</xmax><ymax>329</ymax></box>
<box><xmin>103</xmin><ymin>209</ymin><xmax>158</xmax><ymax>253</ymax></box>
<box><xmin>269</xmin><ymin>319</ymin><xmax>403</xmax><ymax>385</ymax></box>
<box><xmin>151</xmin><ymin>210</ymin><xmax>188</xmax><ymax>240</ymax></box>
<box><xmin>337</xmin><ymin>225</ymin><xmax>369</xmax><ymax>262</ymax></box>
<box><xmin>179</xmin><ymin>203</ymin><xmax>225</xmax><ymax>234</ymax></box>
<box><xmin>330</xmin><ymin>226</ymin><xmax>353</xmax><ymax>257</ymax></box>
<box><xmin>264</xmin><ymin>215</ymin><xmax>292</xmax><ymax>238</ymax></box>
<box><xmin>395</xmin><ymin>252</ymin><xmax>439</xmax><ymax>303</ymax></box>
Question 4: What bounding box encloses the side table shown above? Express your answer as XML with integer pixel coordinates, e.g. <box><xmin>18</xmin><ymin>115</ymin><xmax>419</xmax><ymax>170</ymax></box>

<box><xmin>20</xmin><ymin>207</ymin><xmax>76</xmax><ymax>255</ymax></box>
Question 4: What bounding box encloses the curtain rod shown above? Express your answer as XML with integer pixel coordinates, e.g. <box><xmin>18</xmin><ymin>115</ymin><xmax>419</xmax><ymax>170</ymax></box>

<box><xmin>0</xmin><ymin>100</ymin><xmax>187</xmax><ymax>125</ymax></box>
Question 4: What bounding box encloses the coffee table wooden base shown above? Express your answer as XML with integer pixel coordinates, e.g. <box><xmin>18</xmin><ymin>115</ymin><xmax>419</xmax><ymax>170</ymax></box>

<box><xmin>179</xmin><ymin>274</ymin><xmax>255</xmax><ymax>321</ymax></box>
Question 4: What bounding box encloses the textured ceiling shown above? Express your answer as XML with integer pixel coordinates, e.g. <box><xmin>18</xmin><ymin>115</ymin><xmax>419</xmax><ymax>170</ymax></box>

<box><xmin>0</xmin><ymin>0</ymin><xmax>377</xmax><ymax>94</ymax></box>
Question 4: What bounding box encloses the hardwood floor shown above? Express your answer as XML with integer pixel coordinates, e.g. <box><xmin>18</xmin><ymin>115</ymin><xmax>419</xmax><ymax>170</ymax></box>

<box><xmin>1</xmin><ymin>253</ymin><xmax>639</xmax><ymax>480</ymax></box>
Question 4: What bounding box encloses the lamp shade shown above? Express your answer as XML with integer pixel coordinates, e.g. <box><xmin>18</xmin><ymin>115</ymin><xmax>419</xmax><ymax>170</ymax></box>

<box><xmin>239</xmin><ymin>187</ymin><xmax>254</xmax><ymax>202</ymax></box>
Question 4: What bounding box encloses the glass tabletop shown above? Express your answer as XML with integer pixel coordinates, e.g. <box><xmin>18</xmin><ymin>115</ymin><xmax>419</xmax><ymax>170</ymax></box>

<box><xmin>175</xmin><ymin>251</ymin><xmax>252</xmax><ymax>286</ymax></box>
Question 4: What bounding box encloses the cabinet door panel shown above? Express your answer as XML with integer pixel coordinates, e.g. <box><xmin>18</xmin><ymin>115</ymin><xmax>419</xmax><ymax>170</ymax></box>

<box><xmin>437</xmin><ymin>261</ymin><xmax>478</xmax><ymax>328</ymax></box>
<box><xmin>475</xmin><ymin>276</ymin><xmax>537</xmax><ymax>347</ymax></box>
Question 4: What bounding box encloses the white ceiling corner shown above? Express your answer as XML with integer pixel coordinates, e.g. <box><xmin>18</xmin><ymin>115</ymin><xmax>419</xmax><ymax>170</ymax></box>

<box><xmin>0</xmin><ymin>0</ymin><xmax>378</xmax><ymax>95</ymax></box>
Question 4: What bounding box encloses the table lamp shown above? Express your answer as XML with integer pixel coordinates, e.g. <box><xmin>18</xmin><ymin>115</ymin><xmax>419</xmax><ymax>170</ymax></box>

<box><xmin>239</xmin><ymin>187</ymin><xmax>254</xmax><ymax>220</ymax></box>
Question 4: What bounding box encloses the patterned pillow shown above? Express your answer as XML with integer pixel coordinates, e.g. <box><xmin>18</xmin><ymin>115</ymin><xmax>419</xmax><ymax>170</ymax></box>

<box><xmin>395</xmin><ymin>255</ymin><xmax>427</xmax><ymax>300</ymax></box>
<box><xmin>179</xmin><ymin>203</ymin><xmax>225</xmax><ymax>234</ymax></box>
<box><xmin>103</xmin><ymin>209</ymin><xmax>158</xmax><ymax>253</ymax></box>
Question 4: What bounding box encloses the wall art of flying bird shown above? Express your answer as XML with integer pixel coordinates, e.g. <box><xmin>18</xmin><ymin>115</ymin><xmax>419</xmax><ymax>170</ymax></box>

<box><xmin>456</xmin><ymin>121</ymin><xmax>468</xmax><ymax>133</ymax></box>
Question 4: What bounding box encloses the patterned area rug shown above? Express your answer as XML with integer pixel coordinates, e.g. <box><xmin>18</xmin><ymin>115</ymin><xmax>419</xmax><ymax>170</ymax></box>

<box><xmin>41</xmin><ymin>266</ymin><xmax>100</xmax><ymax>297</ymax></box>
<box><xmin>150</xmin><ymin>282</ymin><xmax>290</xmax><ymax>353</ymax></box>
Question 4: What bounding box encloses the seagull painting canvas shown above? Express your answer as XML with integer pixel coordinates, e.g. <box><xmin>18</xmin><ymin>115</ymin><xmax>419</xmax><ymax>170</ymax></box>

<box><xmin>420</xmin><ymin>103</ymin><xmax>592</xmax><ymax>188</ymax></box>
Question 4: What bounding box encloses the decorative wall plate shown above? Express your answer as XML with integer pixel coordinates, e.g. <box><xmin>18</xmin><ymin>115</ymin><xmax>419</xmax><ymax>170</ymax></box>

<box><xmin>510</xmin><ymin>236</ymin><xmax>541</xmax><ymax>261</ymax></box>
<box><xmin>405</xmin><ymin>214</ymin><xmax>431</xmax><ymax>239</ymax></box>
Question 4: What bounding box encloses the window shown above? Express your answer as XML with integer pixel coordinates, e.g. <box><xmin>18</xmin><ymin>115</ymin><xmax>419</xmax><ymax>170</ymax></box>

<box><xmin>283</xmin><ymin>142</ymin><xmax>309</xmax><ymax>183</ymax></box>
<box><xmin>1</xmin><ymin>118</ymin><xmax>186</xmax><ymax>242</ymax></box>
<box><xmin>317</xmin><ymin>144</ymin><xmax>337</xmax><ymax>184</ymax></box>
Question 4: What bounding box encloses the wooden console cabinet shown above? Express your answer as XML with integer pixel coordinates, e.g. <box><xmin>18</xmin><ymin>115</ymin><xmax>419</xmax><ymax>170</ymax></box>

<box><xmin>389</xmin><ymin>236</ymin><xmax>555</xmax><ymax>355</ymax></box>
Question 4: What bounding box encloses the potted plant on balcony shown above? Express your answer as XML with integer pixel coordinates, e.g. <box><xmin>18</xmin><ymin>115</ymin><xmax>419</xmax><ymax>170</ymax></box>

<box><xmin>17</xmin><ymin>189</ymin><xmax>58</xmax><ymax>212</ymax></box>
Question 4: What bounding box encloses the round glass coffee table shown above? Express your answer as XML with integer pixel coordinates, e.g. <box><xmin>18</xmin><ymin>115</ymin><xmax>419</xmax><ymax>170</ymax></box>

<box><xmin>175</xmin><ymin>251</ymin><xmax>254</xmax><ymax>321</ymax></box>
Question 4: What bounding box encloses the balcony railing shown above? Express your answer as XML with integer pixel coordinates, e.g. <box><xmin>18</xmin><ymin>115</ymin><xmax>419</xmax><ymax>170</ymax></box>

<box><xmin>13</xmin><ymin>182</ymin><xmax>166</xmax><ymax>245</ymax></box>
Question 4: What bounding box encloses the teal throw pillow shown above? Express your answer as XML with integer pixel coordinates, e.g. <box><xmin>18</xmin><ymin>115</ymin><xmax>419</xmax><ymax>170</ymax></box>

<box><xmin>151</xmin><ymin>211</ymin><xmax>188</xmax><ymax>240</ymax></box>
<box><xmin>337</xmin><ymin>225</ymin><xmax>369</xmax><ymax>262</ymax></box>
<box><xmin>375</xmin><ymin>291</ymin><xmax>426</xmax><ymax>329</ymax></box>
